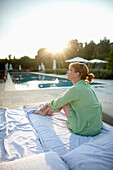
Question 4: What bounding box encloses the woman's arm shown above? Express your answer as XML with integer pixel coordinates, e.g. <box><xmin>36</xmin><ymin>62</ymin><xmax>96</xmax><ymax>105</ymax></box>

<box><xmin>51</xmin><ymin>86</ymin><xmax>79</xmax><ymax>111</ymax></box>
<box><xmin>33</xmin><ymin>86</ymin><xmax>78</xmax><ymax>115</ymax></box>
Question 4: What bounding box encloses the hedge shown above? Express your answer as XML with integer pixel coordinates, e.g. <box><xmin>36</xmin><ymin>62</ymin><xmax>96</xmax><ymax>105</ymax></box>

<box><xmin>45</xmin><ymin>68</ymin><xmax>113</xmax><ymax>79</ymax></box>
<box><xmin>89</xmin><ymin>69</ymin><xmax>113</xmax><ymax>79</ymax></box>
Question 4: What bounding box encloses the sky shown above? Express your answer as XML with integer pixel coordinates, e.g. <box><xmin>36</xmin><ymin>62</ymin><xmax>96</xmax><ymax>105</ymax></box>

<box><xmin>0</xmin><ymin>0</ymin><xmax>113</xmax><ymax>59</ymax></box>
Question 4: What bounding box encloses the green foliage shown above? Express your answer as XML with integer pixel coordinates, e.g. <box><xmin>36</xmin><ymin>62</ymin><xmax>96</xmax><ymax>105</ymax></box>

<box><xmin>44</xmin><ymin>68</ymin><xmax>113</xmax><ymax>79</ymax></box>
<box><xmin>45</xmin><ymin>68</ymin><xmax>53</xmax><ymax>74</ymax></box>
<box><xmin>0</xmin><ymin>58</ymin><xmax>9</xmax><ymax>69</ymax></box>
<box><xmin>0</xmin><ymin>60</ymin><xmax>5</xmax><ymax>69</ymax></box>
<box><xmin>8</xmin><ymin>54</ymin><xmax>12</xmax><ymax>60</ymax></box>
<box><xmin>18</xmin><ymin>56</ymin><xmax>38</xmax><ymax>69</ymax></box>
<box><xmin>93</xmin><ymin>37</ymin><xmax>110</xmax><ymax>60</ymax></box>
<box><xmin>35</xmin><ymin>48</ymin><xmax>53</xmax><ymax>68</ymax></box>
<box><xmin>45</xmin><ymin>68</ymin><xmax>68</xmax><ymax>75</ymax></box>
<box><xmin>79</xmin><ymin>41</ymin><xmax>96</xmax><ymax>60</ymax></box>
<box><xmin>107</xmin><ymin>48</ymin><xmax>113</xmax><ymax>71</ymax></box>
<box><xmin>54</xmin><ymin>68</ymin><xmax>68</xmax><ymax>75</ymax></box>
<box><xmin>89</xmin><ymin>68</ymin><xmax>113</xmax><ymax>79</ymax></box>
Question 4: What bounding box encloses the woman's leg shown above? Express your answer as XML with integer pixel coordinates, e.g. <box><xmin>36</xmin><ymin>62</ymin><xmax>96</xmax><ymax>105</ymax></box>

<box><xmin>62</xmin><ymin>103</ymin><xmax>71</xmax><ymax>119</ymax></box>
<box><xmin>46</xmin><ymin>104</ymin><xmax>71</xmax><ymax>118</ymax></box>
<box><xmin>33</xmin><ymin>103</ymin><xmax>71</xmax><ymax>118</ymax></box>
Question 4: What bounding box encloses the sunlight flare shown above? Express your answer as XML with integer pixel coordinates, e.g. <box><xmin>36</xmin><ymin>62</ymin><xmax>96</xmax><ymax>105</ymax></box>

<box><xmin>46</xmin><ymin>40</ymin><xmax>67</xmax><ymax>54</ymax></box>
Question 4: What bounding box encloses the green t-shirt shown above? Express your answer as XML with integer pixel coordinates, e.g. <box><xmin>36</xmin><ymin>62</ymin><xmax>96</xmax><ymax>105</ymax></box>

<box><xmin>51</xmin><ymin>80</ymin><xmax>103</xmax><ymax>136</ymax></box>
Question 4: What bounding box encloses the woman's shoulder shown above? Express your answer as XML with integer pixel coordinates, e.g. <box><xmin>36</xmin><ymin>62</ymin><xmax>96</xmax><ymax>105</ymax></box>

<box><xmin>73</xmin><ymin>80</ymin><xmax>88</xmax><ymax>87</ymax></box>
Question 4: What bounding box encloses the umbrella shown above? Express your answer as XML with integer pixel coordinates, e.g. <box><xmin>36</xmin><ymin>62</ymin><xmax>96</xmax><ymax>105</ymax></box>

<box><xmin>5</xmin><ymin>63</ymin><xmax>9</xmax><ymax>70</ymax></box>
<box><xmin>38</xmin><ymin>65</ymin><xmax>41</xmax><ymax>71</ymax></box>
<box><xmin>19</xmin><ymin>65</ymin><xmax>22</xmax><ymax>71</ymax></box>
<box><xmin>53</xmin><ymin>59</ymin><xmax>57</xmax><ymax>70</ymax></box>
<box><xmin>41</xmin><ymin>63</ymin><xmax>45</xmax><ymax>71</ymax></box>
<box><xmin>65</xmin><ymin>57</ymin><xmax>89</xmax><ymax>63</ymax></box>
<box><xmin>9</xmin><ymin>64</ymin><xmax>13</xmax><ymax>70</ymax></box>
<box><xmin>88</xmin><ymin>59</ymin><xmax>107</xmax><ymax>63</ymax></box>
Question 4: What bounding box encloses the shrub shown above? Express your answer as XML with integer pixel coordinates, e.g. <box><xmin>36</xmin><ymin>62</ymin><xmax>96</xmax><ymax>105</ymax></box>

<box><xmin>45</xmin><ymin>68</ymin><xmax>68</xmax><ymax>75</ymax></box>
<box><xmin>54</xmin><ymin>68</ymin><xmax>68</xmax><ymax>75</ymax></box>
<box><xmin>30</xmin><ymin>69</ymin><xmax>38</xmax><ymax>72</ymax></box>
<box><xmin>89</xmin><ymin>68</ymin><xmax>113</xmax><ymax>79</ymax></box>
<box><xmin>45</xmin><ymin>69</ymin><xmax>54</xmax><ymax>74</ymax></box>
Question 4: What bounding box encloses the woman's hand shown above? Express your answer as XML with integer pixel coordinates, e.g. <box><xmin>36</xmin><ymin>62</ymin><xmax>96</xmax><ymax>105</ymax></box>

<box><xmin>39</xmin><ymin>103</ymin><xmax>50</xmax><ymax>112</ymax></box>
<box><xmin>33</xmin><ymin>103</ymin><xmax>54</xmax><ymax>116</ymax></box>
<box><xmin>33</xmin><ymin>110</ymin><xmax>47</xmax><ymax>116</ymax></box>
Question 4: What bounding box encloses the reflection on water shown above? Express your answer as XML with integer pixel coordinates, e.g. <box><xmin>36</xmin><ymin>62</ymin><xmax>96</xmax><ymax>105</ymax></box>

<box><xmin>10</xmin><ymin>72</ymin><xmax>104</xmax><ymax>90</ymax></box>
<box><xmin>10</xmin><ymin>72</ymin><xmax>73</xmax><ymax>90</ymax></box>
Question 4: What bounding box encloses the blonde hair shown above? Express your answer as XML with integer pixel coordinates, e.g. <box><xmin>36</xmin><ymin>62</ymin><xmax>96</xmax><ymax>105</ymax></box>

<box><xmin>69</xmin><ymin>62</ymin><xmax>94</xmax><ymax>83</ymax></box>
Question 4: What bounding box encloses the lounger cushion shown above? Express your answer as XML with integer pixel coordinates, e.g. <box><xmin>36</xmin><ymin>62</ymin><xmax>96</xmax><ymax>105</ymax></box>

<box><xmin>0</xmin><ymin>108</ymin><xmax>44</xmax><ymax>162</ymax></box>
<box><xmin>61</xmin><ymin>133</ymin><xmax>113</xmax><ymax>170</ymax></box>
<box><xmin>24</xmin><ymin>105</ymin><xmax>113</xmax><ymax>156</ymax></box>
<box><xmin>0</xmin><ymin>152</ymin><xmax>69</xmax><ymax>170</ymax></box>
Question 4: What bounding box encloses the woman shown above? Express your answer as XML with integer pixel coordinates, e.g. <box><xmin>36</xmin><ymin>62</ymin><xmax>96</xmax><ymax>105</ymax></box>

<box><xmin>33</xmin><ymin>62</ymin><xmax>103</xmax><ymax>136</ymax></box>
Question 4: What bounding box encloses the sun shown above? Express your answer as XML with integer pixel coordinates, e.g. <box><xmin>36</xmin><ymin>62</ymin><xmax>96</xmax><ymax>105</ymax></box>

<box><xmin>46</xmin><ymin>41</ymin><xmax>67</xmax><ymax>54</ymax></box>
<box><xmin>46</xmin><ymin>46</ymin><xmax>63</xmax><ymax>54</ymax></box>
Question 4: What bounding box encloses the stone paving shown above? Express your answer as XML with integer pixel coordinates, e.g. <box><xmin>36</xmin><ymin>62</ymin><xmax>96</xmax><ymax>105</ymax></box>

<box><xmin>0</xmin><ymin>73</ymin><xmax>68</xmax><ymax>108</ymax></box>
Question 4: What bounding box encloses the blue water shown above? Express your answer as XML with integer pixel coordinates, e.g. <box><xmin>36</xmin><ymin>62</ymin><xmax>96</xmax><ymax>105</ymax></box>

<box><xmin>10</xmin><ymin>72</ymin><xmax>73</xmax><ymax>88</ymax></box>
<box><xmin>10</xmin><ymin>72</ymin><xmax>104</xmax><ymax>89</ymax></box>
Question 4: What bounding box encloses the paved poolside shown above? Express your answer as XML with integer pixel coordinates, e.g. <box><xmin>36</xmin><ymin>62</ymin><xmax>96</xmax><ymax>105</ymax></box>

<box><xmin>0</xmin><ymin>72</ymin><xmax>113</xmax><ymax>126</ymax></box>
<box><xmin>0</xmin><ymin>73</ymin><xmax>69</xmax><ymax>108</ymax></box>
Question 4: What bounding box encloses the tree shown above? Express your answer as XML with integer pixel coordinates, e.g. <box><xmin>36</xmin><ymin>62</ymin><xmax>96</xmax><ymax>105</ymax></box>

<box><xmin>67</xmin><ymin>39</ymin><xmax>79</xmax><ymax>56</ymax></box>
<box><xmin>107</xmin><ymin>47</ymin><xmax>113</xmax><ymax>71</ymax></box>
<box><xmin>8</xmin><ymin>54</ymin><xmax>12</xmax><ymax>60</ymax></box>
<box><xmin>19</xmin><ymin>56</ymin><xmax>35</xmax><ymax>69</ymax></box>
<box><xmin>78</xmin><ymin>41</ymin><xmax>96</xmax><ymax>59</ymax></box>
<box><xmin>13</xmin><ymin>56</ymin><xmax>16</xmax><ymax>60</ymax></box>
<box><xmin>35</xmin><ymin>48</ymin><xmax>53</xmax><ymax>68</ymax></box>
<box><xmin>93</xmin><ymin>37</ymin><xmax>110</xmax><ymax>60</ymax></box>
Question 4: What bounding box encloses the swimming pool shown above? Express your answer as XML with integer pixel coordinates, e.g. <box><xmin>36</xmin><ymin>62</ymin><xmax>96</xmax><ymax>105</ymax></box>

<box><xmin>10</xmin><ymin>72</ymin><xmax>104</xmax><ymax>90</ymax></box>
<box><xmin>10</xmin><ymin>72</ymin><xmax>73</xmax><ymax>90</ymax></box>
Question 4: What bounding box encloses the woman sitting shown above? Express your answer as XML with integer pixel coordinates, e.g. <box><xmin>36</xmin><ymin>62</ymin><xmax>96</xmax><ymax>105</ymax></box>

<box><xmin>33</xmin><ymin>62</ymin><xmax>103</xmax><ymax>136</ymax></box>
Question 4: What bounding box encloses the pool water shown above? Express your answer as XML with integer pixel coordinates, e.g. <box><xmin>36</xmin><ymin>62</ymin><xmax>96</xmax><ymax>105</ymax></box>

<box><xmin>10</xmin><ymin>72</ymin><xmax>104</xmax><ymax>90</ymax></box>
<box><xmin>10</xmin><ymin>72</ymin><xmax>73</xmax><ymax>90</ymax></box>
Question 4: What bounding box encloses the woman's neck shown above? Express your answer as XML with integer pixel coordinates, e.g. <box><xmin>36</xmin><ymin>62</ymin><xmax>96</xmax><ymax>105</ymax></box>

<box><xmin>72</xmin><ymin>78</ymin><xmax>81</xmax><ymax>85</ymax></box>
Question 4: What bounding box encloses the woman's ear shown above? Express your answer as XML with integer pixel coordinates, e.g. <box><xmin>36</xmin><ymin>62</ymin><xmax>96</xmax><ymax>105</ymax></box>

<box><xmin>75</xmin><ymin>72</ymin><xmax>80</xmax><ymax>77</ymax></box>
